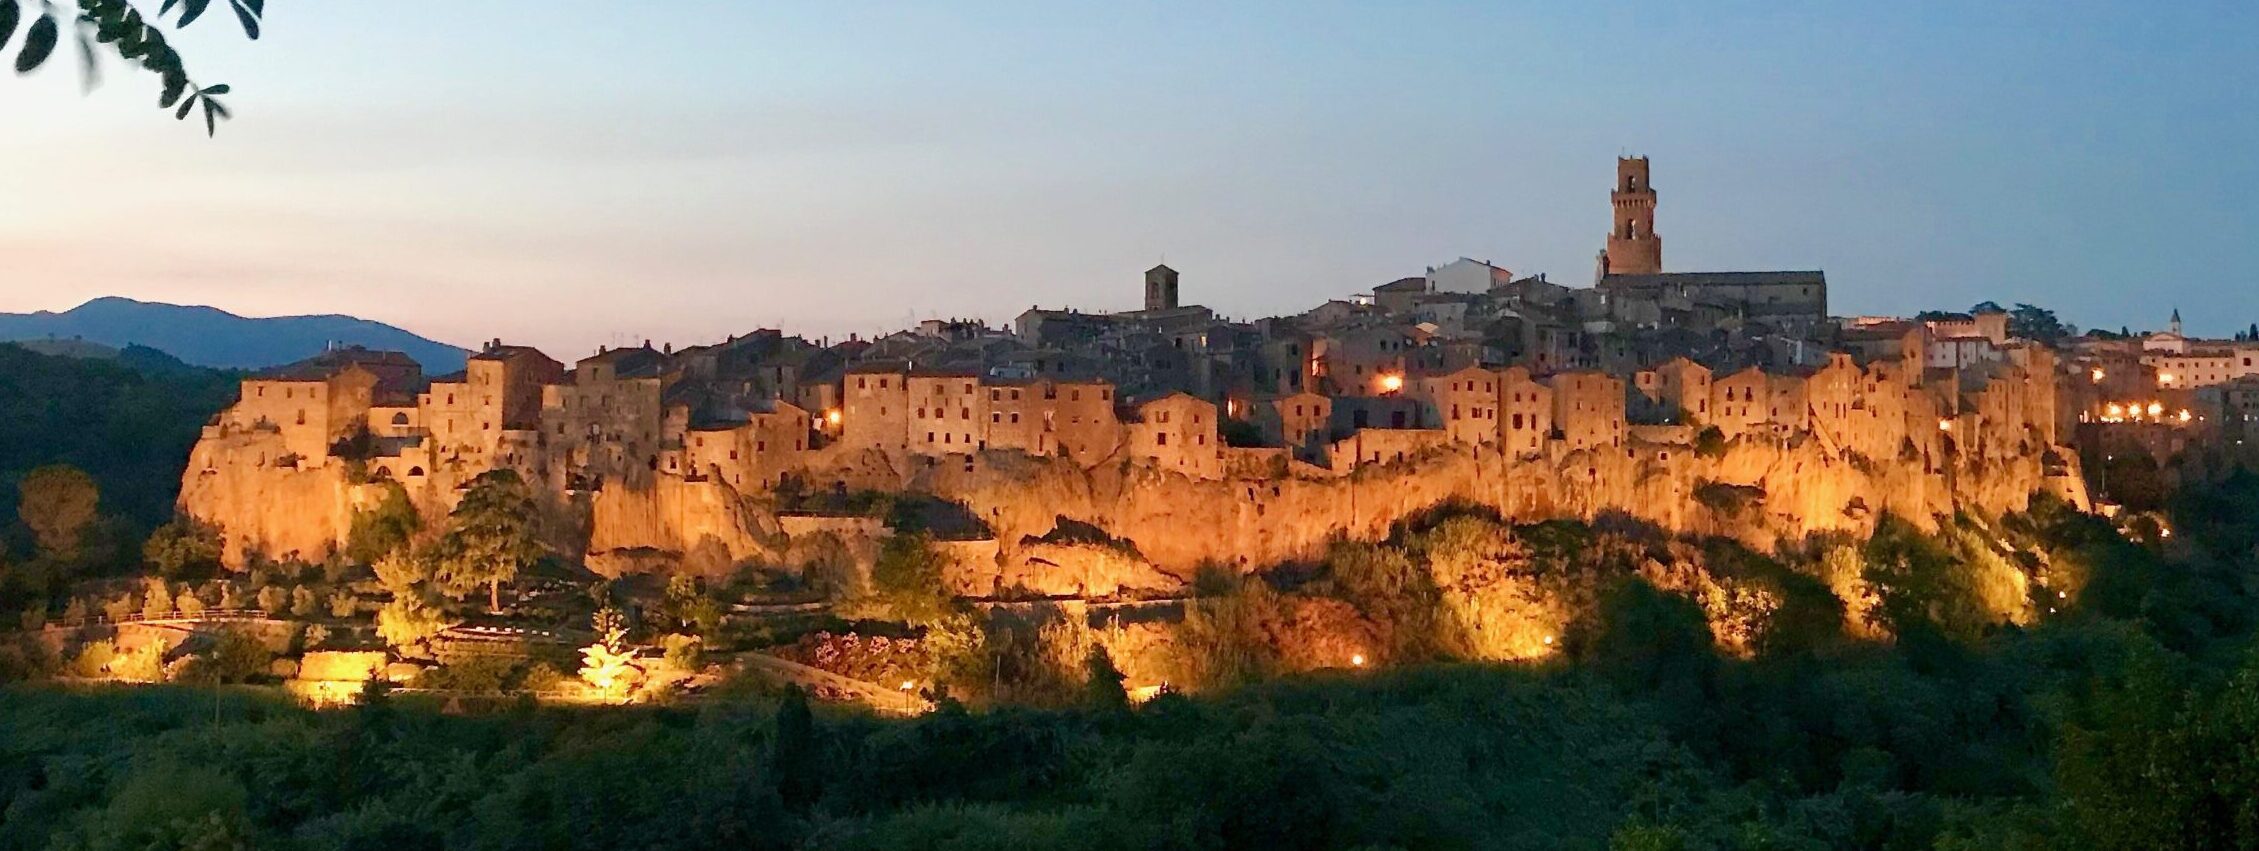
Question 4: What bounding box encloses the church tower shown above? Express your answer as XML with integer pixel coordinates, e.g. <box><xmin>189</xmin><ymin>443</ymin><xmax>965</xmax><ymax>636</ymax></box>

<box><xmin>1602</xmin><ymin>157</ymin><xmax>1662</xmax><ymax>276</ymax></box>
<box><xmin>1144</xmin><ymin>264</ymin><xmax>1180</xmax><ymax>311</ymax></box>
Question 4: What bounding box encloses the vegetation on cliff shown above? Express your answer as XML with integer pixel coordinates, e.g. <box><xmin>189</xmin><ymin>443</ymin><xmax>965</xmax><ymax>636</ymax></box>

<box><xmin>4</xmin><ymin>471</ymin><xmax>2258</xmax><ymax>847</ymax></box>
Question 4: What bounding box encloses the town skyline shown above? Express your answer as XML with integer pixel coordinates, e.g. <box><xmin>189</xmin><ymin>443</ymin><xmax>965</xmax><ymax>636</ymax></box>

<box><xmin>3</xmin><ymin>3</ymin><xmax>2256</xmax><ymax>358</ymax></box>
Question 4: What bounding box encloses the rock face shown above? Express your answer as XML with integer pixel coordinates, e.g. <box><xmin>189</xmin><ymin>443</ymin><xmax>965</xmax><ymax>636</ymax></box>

<box><xmin>182</xmin><ymin>417</ymin><xmax>2084</xmax><ymax>591</ymax></box>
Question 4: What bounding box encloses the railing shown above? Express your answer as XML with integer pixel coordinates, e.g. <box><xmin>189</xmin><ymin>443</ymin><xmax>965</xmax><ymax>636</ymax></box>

<box><xmin>736</xmin><ymin>652</ymin><xmax>929</xmax><ymax>715</ymax></box>
<box><xmin>18</xmin><ymin>608</ymin><xmax>291</xmax><ymax>632</ymax></box>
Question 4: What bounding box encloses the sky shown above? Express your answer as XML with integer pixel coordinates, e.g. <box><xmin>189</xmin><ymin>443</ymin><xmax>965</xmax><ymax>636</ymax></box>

<box><xmin>3</xmin><ymin>1</ymin><xmax>2256</xmax><ymax>359</ymax></box>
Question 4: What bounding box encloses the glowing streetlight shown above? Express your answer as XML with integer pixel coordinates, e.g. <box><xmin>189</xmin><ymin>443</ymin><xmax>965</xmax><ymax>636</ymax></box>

<box><xmin>1378</xmin><ymin>374</ymin><xmax>1404</xmax><ymax>393</ymax></box>
<box><xmin>2091</xmin><ymin>367</ymin><xmax>2106</xmax><ymax>382</ymax></box>
<box><xmin>825</xmin><ymin>409</ymin><xmax>843</xmax><ymax>426</ymax></box>
<box><xmin>2148</xmin><ymin>402</ymin><xmax>2164</xmax><ymax>418</ymax></box>
<box><xmin>2178</xmin><ymin>409</ymin><xmax>2193</xmax><ymax>423</ymax></box>
<box><xmin>1937</xmin><ymin>419</ymin><xmax>1954</xmax><ymax>432</ymax></box>
<box><xmin>899</xmin><ymin>680</ymin><xmax>916</xmax><ymax>692</ymax></box>
<box><xmin>1350</xmin><ymin>653</ymin><xmax>1367</xmax><ymax>668</ymax></box>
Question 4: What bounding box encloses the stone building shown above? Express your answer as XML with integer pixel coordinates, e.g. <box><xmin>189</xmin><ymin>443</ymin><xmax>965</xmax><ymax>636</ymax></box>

<box><xmin>1548</xmin><ymin>371</ymin><xmax>1625</xmax><ymax>452</ymax></box>
<box><xmin>1128</xmin><ymin>393</ymin><xmax>1222</xmax><ymax>478</ymax></box>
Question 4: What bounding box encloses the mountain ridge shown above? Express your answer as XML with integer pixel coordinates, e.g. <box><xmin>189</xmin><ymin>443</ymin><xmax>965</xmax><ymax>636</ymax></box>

<box><xmin>0</xmin><ymin>296</ymin><xmax>469</xmax><ymax>372</ymax></box>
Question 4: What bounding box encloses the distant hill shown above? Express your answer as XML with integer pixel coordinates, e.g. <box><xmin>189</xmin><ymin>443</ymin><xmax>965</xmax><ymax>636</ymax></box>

<box><xmin>0</xmin><ymin>342</ymin><xmax>241</xmax><ymax>534</ymax></box>
<box><xmin>0</xmin><ymin>297</ymin><xmax>469</xmax><ymax>372</ymax></box>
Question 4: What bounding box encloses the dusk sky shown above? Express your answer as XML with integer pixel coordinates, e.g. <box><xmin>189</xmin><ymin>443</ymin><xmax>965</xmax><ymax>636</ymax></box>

<box><xmin>3</xmin><ymin>2</ymin><xmax>2255</xmax><ymax>359</ymax></box>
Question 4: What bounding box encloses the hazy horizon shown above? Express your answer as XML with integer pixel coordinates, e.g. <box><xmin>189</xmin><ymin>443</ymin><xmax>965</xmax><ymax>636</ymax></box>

<box><xmin>4</xmin><ymin>2</ymin><xmax>2255</xmax><ymax>358</ymax></box>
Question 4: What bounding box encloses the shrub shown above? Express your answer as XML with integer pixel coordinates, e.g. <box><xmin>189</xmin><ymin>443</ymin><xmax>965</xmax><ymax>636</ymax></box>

<box><xmin>661</xmin><ymin>634</ymin><xmax>705</xmax><ymax>672</ymax></box>
<box><xmin>327</xmin><ymin>589</ymin><xmax>358</xmax><ymax>619</ymax></box>
<box><xmin>1694</xmin><ymin>426</ymin><xmax>1727</xmax><ymax>458</ymax></box>
<box><xmin>102</xmin><ymin>594</ymin><xmax>137</xmax><ymax>623</ymax></box>
<box><xmin>290</xmin><ymin>586</ymin><xmax>319</xmax><ymax>619</ymax></box>
<box><xmin>176</xmin><ymin>629</ymin><xmax>272</xmax><ymax>685</ymax></box>
<box><xmin>69</xmin><ymin>640</ymin><xmax>117</xmax><ymax>678</ymax></box>
<box><xmin>140</xmin><ymin>581</ymin><xmax>174</xmax><ymax>619</ymax></box>
<box><xmin>143</xmin><ymin>516</ymin><xmax>225</xmax><ymax>579</ymax></box>
<box><xmin>520</xmin><ymin>663</ymin><xmax>566</xmax><ymax>694</ymax></box>
<box><xmin>1692</xmin><ymin>480</ymin><xmax>1763</xmax><ymax>516</ymax></box>
<box><xmin>256</xmin><ymin>586</ymin><xmax>287</xmax><ymax>615</ymax></box>
<box><xmin>175</xmin><ymin>592</ymin><xmax>205</xmax><ymax>617</ymax></box>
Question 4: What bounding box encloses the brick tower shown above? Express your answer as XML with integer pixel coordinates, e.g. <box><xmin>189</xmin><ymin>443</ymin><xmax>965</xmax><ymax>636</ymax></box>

<box><xmin>1602</xmin><ymin>157</ymin><xmax>1662</xmax><ymax>275</ymax></box>
<box><xmin>1144</xmin><ymin>264</ymin><xmax>1180</xmax><ymax>311</ymax></box>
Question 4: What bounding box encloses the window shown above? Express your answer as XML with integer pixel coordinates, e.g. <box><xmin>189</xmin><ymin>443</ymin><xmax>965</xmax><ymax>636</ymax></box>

<box><xmin>857</xmin><ymin>377</ymin><xmax>866</xmax><ymax>389</ymax></box>
<box><xmin>1156</xmin><ymin>433</ymin><xmax>1168</xmax><ymax>446</ymax></box>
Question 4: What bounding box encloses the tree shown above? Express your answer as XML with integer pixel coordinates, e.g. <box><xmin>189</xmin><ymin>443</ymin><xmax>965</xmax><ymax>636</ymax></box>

<box><xmin>345</xmin><ymin>483</ymin><xmax>421</xmax><ymax>566</ymax></box>
<box><xmin>4</xmin><ymin>0</ymin><xmax>261</xmax><ymax>134</ymax></box>
<box><xmin>375</xmin><ymin>594</ymin><xmax>449</xmax><ymax>650</ymax></box>
<box><xmin>2008</xmin><ymin>303</ymin><xmax>2072</xmax><ymax>344</ymax></box>
<box><xmin>17</xmin><ymin>464</ymin><xmax>99</xmax><ymax>560</ymax></box>
<box><xmin>868</xmin><ymin>533</ymin><xmax>951</xmax><ymax>625</ymax></box>
<box><xmin>578</xmin><ymin>606</ymin><xmax>640</xmax><ymax>700</ymax></box>
<box><xmin>1083</xmin><ymin>644</ymin><xmax>1130</xmax><ymax>712</ymax></box>
<box><xmin>432</xmin><ymin>470</ymin><xmax>545</xmax><ymax>613</ymax></box>
<box><xmin>143</xmin><ymin>515</ymin><xmax>223</xmax><ymax>578</ymax></box>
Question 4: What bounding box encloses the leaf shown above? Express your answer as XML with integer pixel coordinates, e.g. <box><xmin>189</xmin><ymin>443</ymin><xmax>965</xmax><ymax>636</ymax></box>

<box><xmin>75</xmin><ymin>24</ymin><xmax>96</xmax><ymax>89</ymax></box>
<box><xmin>158</xmin><ymin>70</ymin><xmax>185</xmax><ymax>107</ymax></box>
<box><xmin>175</xmin><ymin>90</ymin><xmax>196</xmax><ymax>120</ymax></box>
<box><xmin>14</xmin><ymin>13</ymin><xmax>55</xmax><ymax>74</ymax></box>
<box><xmin>177</xmin><ymin>0</ymin><xmax>210</xmax><ymax>28</ymax></box>
<box><xmin>226</xmin><ymin>0</ymin><xmax>257</xmax><ymax>39</ymax></box>
<box><xmin>0</xmin><ymin>1</ymin><xmax>19</xmax><ymax>55</ymax></box>
<box><xmin>200</xmin><ymin>83</ymin><xmax>228</xmax><ymax>95</ymax></box>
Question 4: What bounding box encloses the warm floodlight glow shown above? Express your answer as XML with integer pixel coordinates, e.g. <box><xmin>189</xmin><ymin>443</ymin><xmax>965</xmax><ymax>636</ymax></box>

<box><xmin>1350</xmin><ymin>653</ymin><xmax>1366</xmax><ymax>667</ymax></box>
<box><xmin>2178</xmin><ymin>409</ymin><xmax>2193</xmax><ymax>423</ymax></box>
<box><xmin>899</xmin><ymin>680</ymin><xmax>916</xmax><ymax>691</ymax></box>
<box><xmin>1378</xmin><ymin>374</ymin><xmax>1404</xmax><ymax>393</ymax></box>
<box><xmin>825</xmin><ymin>409</ymin><xmax>843</xmax><ymax>426</ymax></box>
<box><xmin>2091</xmin><ymin>367</ymin><xmax>2106</xmax><ymax>382</ymax></box>
<box><xmin>1542</xmin><ymin>635</ymin><xmax>1556</xmax><ymax>646</ymax></box>
<box><xmin>2148</xmin><ymin>402</ymin><xmax>2164</xmax><ymax>417</ymax></box>
<box><xmin>1937</xmin><ymin>419</ymin><xmax>1954</xmax><ymax>432</ymax></box>
<box><xmin>2160</xmin><ymin>372</ymin><xmax>2176</xmax><ymax>385</ymax></box>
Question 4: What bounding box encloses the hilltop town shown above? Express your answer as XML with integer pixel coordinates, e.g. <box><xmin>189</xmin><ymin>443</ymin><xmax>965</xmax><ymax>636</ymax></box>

<box><xmin>177</xmin><ymin>158</ymin><xmax>2253</xmax><ymax>593</ymax></box>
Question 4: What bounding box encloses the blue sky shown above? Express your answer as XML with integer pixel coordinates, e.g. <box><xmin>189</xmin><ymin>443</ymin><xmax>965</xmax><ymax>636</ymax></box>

<box><xmin>2</xmin><ymin>1</ymin><xmax>2254</xmax><ymax>357</ymax></box>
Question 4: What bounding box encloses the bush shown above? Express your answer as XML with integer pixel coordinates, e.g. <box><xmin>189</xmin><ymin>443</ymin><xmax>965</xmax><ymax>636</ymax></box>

<box><xmin>327</xmin><ymin>589</ymin><xmax>359</xmax><ymax>619</ymax></box>
<box><xmin>1692</xmin><ymin>480</ymin><xmax>1763</xmax><ymax>515</ymax></box>
<box><xmin>140</xmin><ymin>580</ymin><xmax>174</xmax><ymax>619</ymax></box>
<box><xmin>69</xmin><ymin>640</ymin><xmax>117</xmax><ymax>678</ymax></box>
<box><xmin>176</xmin><ymin>629</ymin><xmax>273</xmax><ymax>685</ymax></box>
<box><xmin>290</xmin><ymin>586</ymin><xmax>320</xmax><ymax>619</ymax></box>
<box><xmin>1694</xmin><ymin>426</ymin><xmax>1727</xmax><ymax>458</ymax></box>
<box><xmin>256</xmin><ymin>585</ymin><xmax>287</xmax><ymax>616</ymax></box>
<box><xmin>175</xmin><ymin>592</ymin><xmax>204</xmax><ymax>617</ymax></box>
<box><xmin>520</xmin><ymin>662</ymin><xmax>566</xmax><ymax>694</ymax></box>
<box><xmin>661</xmin><ymin>634</ymin><xmax>705</xmax><ymax>672</ymax></box>
<box><xmin>143</xmin><ymin>516</ymin><xmax>225</xmax><ymax>579</ymax></box>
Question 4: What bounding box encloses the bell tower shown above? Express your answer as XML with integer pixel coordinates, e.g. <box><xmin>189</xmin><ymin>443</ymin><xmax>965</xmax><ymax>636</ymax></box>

<box><xmin>1144</xmin><ymin>264</ymin><xmax>1180</xmax><ymax>311</ymax></box>
<box><xmin>1602</xmin><ymin>156</ymin><xmax>1662</xmax><ymax>276</ymax></box>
